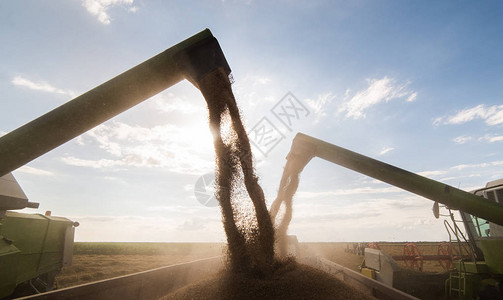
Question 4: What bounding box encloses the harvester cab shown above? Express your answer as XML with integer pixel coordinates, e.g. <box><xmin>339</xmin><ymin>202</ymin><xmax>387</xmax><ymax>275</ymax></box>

<box><xmin>271</xmin><ymin>132</ymin><xmax>503</xmax><ymax>299</ymax></box>
<box><xmin>427</xmin><ymin>180</ymin><xmax>503</xmax><ymax>299</ymax></box>
<box><xmin>433</xmin><ymin>179</ymin><xmax>503</xmax><ymax>254</ymax></box>
<box><xmin>463</xmin><ymin>179</ymin><xmax>503</xmax><ymax>242</ymax></box>
<box><xmin>0</xmin><ymin>29</ymin><xmax>231</xmax><ymax>298</ymax></box>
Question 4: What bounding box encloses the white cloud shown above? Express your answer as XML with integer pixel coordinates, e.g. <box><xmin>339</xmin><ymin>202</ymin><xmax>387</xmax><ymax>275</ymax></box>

<box><xmin>151</xmin><ymin>93</ymin><xmax>204</xmax><ymax>114</ymax></box>
<box><xmin>479</xmin><ymin>134</ymin><xmax>503</xmax><ymax>143</ymax></box>
<box><xmin>296</xmin><ymin>186</ymin><xmax>400</xmax><ymax>199</ymax></box>
<box><xmin>74</xmin><ymin>136</ymin><xmax>86</xmax><ymax>146</ymax></box>
<box><xmin>11</xmin><ymin>76</ymin><xmax>77</xmax><ymax>98</ymax></box>
<box><xmin>450</xmin><ymin>160</ymin><xmax>503</xmax><ymax>171</ymax></box>
<box><xmin>378</xmin><ymin>147</ymin><xmax>394</xmax><ymax>156</ymax></box>
<box><xmin>406</xmin><ymin>92</ymin><xmax>417</xmax><ymax>102</ymax></box>
<box><xmin>145</xmin><ymin>205</ymin><xmax>209</xmax><ymax>214</ymax></box>
<box><xmin>414</xmin><ymin>159</ymin><xmax>503</xmax><ymax>187</ymax></box>
<box><xmin>177</xmin><ymin>218</ymin><xmax>206</xmax><ymax>231</ymax></box>
<box><xmin>389</xmin><ymin>158</ymin><xmax>503</xmax><ymax>191</ymax></box>
<box><xmin>81</xmin><ymin>0</ymin><xmax>137</xmax><ymax>25</ymax></box>
<box><xmin>434</xmin><ymin>104</ymin><xmax>503</xmax><ymax>126</ymax></box>
<box><xmin>416</xmin><ymin>170</ymin><xmax>447</xmax><ymax>178</ymax></box>
<box><xmin>305</xmin><ymin>92</ymin><xmax>334</xmax><ymax>123</ymax></box>
<box><xmin>450</xmin><ymin>134</ymin><xmax>503</xmax><ymax>145</ymax></box>
<box><xmin>70</xmin><ymin>214</ymin><xmax>224</xmax><ymax>242</ymax></box>
<box><xmin>453</xmin><ymin>136</ymin><xmax>472</xmax><ymax>144</ymax></box>
<box><xmin>16</xmin><ymin>165</ymin><xmax>54</xmax><ymax>176</ymax></box>
<box><xmin>290</xmin><ymin>195</ymin><xmax>431</xmax><ymax>229</ymax></box>
<box><xmin>61</xmin><ymin>156</ymin><xmax>124</xmax><ymax>168</ymax></box>
<box><xmin>241</xmin><ymin>75</ymin><xmax>271</xmax><ymax>86</ymax></box>
<box><xmin>62</xmin><ymin>121</ymin><xmax>214</xmax><ymax>175</ymax></box>
<box><xmin>231</xmin><ymin>74</ymin><xmax>276</xmax><ymax>109</ymax></box>
<box><xmin>103</xmin><ymin>176</ymin><xmax>124</xmax><ymax>182</ymax></box>
<box><xmin>339</xmin><ymin>77</ymin><xmax>416</xmax><ymax>119</ymax></box>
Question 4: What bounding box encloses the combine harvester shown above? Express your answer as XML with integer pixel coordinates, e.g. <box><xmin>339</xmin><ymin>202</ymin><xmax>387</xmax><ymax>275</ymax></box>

<box><xmin>275</xmin><ymin>133</ymin><xmax>503</xmax><ymax>299</ymax></box>
<box><xmin>1</xmin><ymin>29</ymin><xmax>500</xmax><ymax>299</ymax></box>
<box><xmin>0</xmin><ymin>174</ymin><xmax>78</xmax><ymax>297</ymax></box>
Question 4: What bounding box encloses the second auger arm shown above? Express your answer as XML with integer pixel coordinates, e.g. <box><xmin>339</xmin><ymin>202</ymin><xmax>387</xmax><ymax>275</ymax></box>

<box><xmin>270</xmin><ymin>133</ymin><xmax>503</xmax><ymax>257</ymax></box>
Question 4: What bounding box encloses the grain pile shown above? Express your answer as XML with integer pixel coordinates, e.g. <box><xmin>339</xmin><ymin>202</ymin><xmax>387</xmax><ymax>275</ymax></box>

<box><xmin>162</xmin><ymin>261</ymin><xmax>375</xmax><ymax>300</ymax></box>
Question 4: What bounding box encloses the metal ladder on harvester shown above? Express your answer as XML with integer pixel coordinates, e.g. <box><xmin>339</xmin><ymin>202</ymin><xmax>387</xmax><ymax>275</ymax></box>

<box><xmin>441</xmin><ymin>206</ymin><xmax>477</xmax><ymax>299</ymax></box>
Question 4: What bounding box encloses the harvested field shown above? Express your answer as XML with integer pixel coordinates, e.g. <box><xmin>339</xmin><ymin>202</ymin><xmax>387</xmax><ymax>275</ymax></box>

<box><xmin>56</xmin><ymin>243</ymin><xmax>225</xmax><ymax>288</ymax></box>
<box><xmin>72</xmin><ymin>242</ymin><xmax>225</xmax><ymax>256</ymax></box>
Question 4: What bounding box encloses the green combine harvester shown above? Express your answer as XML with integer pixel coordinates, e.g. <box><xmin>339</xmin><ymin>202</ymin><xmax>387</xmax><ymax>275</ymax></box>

<box><xmin>0</xmin><ymin>173</ymin><xmax>78</xmax><ymax>298</ymax></box>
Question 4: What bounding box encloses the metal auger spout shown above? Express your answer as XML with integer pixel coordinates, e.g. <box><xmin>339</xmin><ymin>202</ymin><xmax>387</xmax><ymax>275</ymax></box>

<box><xmin>0</xmin><ymin>28</ymin><xmax>230</xmax><ymax>177</ymax></box>
<box><xmin>275</xmin><ymin>132</ymin><xmax>503</xmax><ymax>227</ymax></box>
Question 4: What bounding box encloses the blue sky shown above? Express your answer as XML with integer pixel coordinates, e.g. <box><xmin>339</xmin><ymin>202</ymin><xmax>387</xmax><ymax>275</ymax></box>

<box><xmin>1</xmin><ymin>1</ymin><xmax>502</xmax><ymax>242</ymax></box>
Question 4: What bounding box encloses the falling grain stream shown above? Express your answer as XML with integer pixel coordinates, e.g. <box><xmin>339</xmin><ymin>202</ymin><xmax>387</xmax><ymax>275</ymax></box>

<box><xmin>197</xmin><ymin>68</ymin><xmax>275</xmax><ymax>277</ymax></box>
<box><xmin>161</xmin><ymin>68</ymin><xmax>377</xmax><ymax>299</ymax></box>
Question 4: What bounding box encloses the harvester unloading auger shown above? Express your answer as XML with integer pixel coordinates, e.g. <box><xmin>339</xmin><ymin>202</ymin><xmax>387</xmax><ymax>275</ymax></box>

<box><xmin>271</xmin><ymin>132</ymin><xmax>503</xmax><ymax>299</ymax></box>
<box><xmin>0</xmin><ymin>29</ymin><xmax>276</xmax><ymax>298</ymax></box>
<box><xmin>0</xmin><ymin>29</ymin><xmax>230</xmax><ymax>176</ymax></box>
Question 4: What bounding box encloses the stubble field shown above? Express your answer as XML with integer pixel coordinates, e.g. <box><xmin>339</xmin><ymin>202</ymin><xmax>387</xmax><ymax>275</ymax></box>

<box><xmin>56</xmin><ymin>241</ymin><xmax>456</xmax><ymax>289</ymax></box>
<box><xmin>56</xmin><ymin>243</ymin><xmax>225</xmax><ymax>288</ymax></box>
